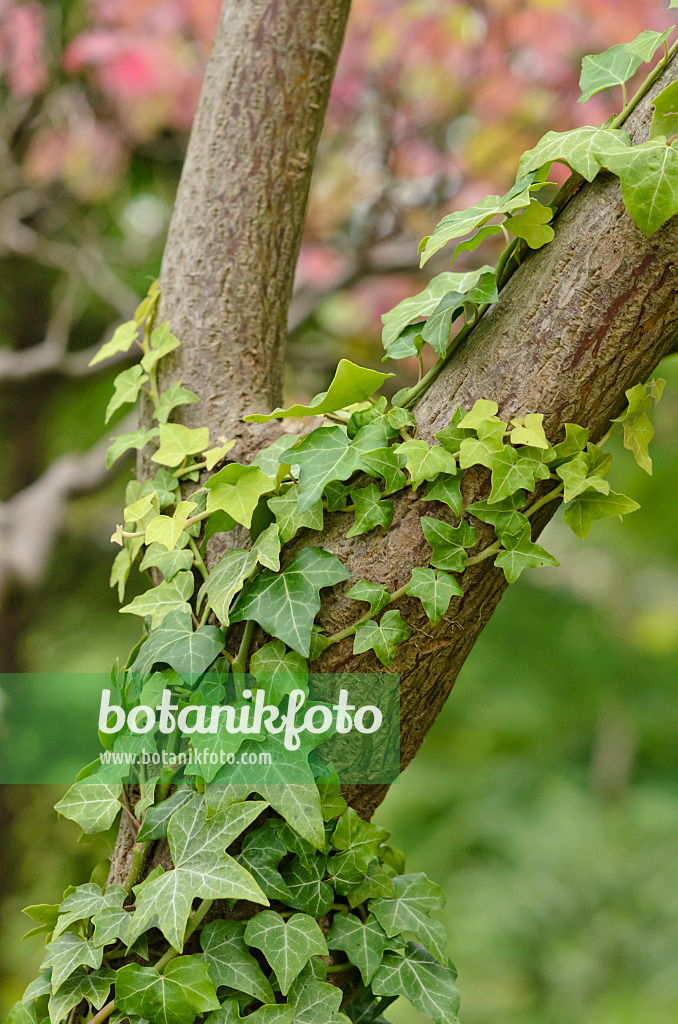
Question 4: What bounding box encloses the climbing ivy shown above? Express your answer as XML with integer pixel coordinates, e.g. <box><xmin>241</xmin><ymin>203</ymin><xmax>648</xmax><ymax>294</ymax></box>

<box><xmin>7</xmin><ymin>17</ymin><xmax>677</xmax><ymax>1024</ymax></box>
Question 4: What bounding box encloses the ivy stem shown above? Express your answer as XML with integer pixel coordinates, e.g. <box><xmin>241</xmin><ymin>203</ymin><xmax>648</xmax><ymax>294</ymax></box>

<box><xmin>188</xmin><ymin>537</ymin><xmax>208</xmax><ymax>582</ymax></box>
<box><xmin>525</xmin><ymin>482</ymin><xmax>564</xmax><ymax>517</ymax></box>
<box><xmin>154</xmin><ymin>899</ymin><xmax>215</xmax><ymax>971</ymax></box>
<box><xmin>326</xmin><ymin>961</ymin><xmax>355</xmax><ymax>974</ymax></box>
<box><xmin>84</xmin><ymin>1000</ymin><xmax>115</xmax><ymax>1024</ymax></box>
<box><xmin>609</xmin><ymin>35</ymin><xmax>678</xmax><ymax>130</ymax></box>
<box><xmin>123</xmin><ymin>841</ymin><xmax>153</xmax><ymax>895</ymax></box>
<box><xmin>232</xmin><ymin>619</ymin><xmax>255</xmax><ymax>674</ymax></box>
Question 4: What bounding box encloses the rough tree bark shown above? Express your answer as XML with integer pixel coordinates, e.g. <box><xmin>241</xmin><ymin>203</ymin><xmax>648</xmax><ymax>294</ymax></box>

<box><xmin>122</xmin><ymin>0</ymin><xmax>678</xmax><ymax>861</ymax></box>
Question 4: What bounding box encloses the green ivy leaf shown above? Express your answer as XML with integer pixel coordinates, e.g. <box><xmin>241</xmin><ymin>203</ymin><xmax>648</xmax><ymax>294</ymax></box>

<box><xmin>650</xmin><ymin>79</ymin><xmax>678</xmax><ymax>141</ymax></box>
<box><xmin>139</xmin><ymin>543</ymin><xmax>194</xmax><ymax>580</ymax></box>
<box><xmin>504</xmin><ymin>200</ymin><xmax>554</xmax><ymax>248</ymax></box>
<box><xmin>418</xmin><ymin>177</ymin><xmax>534</xmax><ymax>265</ymax></box>
<box><xmin>517</xmin><ymin>126</ymin><xmax>631</xmax><ymax>181</ymax></box>
<box><xmin>371</xmin><ymin>873</ymin><xmax>447</xmax><ymax>963</ymax></box>
<box><xmin>494</xmin><ymin>524</ymin><xmax>559</xmax><ymax>583</ymax></box>
<box><xmin>347</xmin><ymin>484</ymin><xmax>394</xmax><ymax>537</ymax></box>
<box><xmin>154</xmin><ymin>382</ymin><xmax>200</xmax><ymax>425</ymax></box>
<box><xmin>346</xmin><ymin>580</ymin><xmax>391</xmax><ymax>617</ymax></box>
<box><xmin>562</xmin><ymin>489</ymin><xmax>640</xmax><ymax>539</ymax></box>
<box><xmin>243</xmin><ymin>911</ymin><xmax>328</xmax><ymax>996</ymax></box>
<box><xmin>197</xmin><ymin>550</ymin><xmax>258</xmax><ymax>626</ymax></box>
<box><xmin>382</xmin><ymin>269</ymin><xmax>491</xmax><ymax>346</ymax></box>
<box><xmin>105</xmin><ymin>364</ymin><xmax>148</xmax><ymax>424</ymax></box>
<box><xmin>231</xmin><ymin>547</ymin><xmax>351</xmax><ymax>657</ymax></box>
<box><xmin>361</xmin><ymin>446</ymin><xmax>408</xmax><ymax>495</ymax></box>
<box><xmin>120</xmin><ymin>570</ymin><xmax>194</xmax><ymax>628</ymax></box>
<box><xmin>268</xmin><ymin>489</ymin><xmax>324</xmax><ymax>544</ymax></box>
<box><xmin>288</xmin><ymin>964</ymin><xmax>344</xmax><ymax>1023</ymax></box>
<box><xmin>115</xmin><ymin>956</ymin><xmax>219</xmax><ymax>1024</ymax></box>
<box><xmin>327</xmin><ymin>914</ymin><xmax>394</xmax><ymax>986</ymax></box>
<box><xmin>466</xmin><ymin>494</ymin><xmax>528</xmax><ymax>541</ymax></box>
<box><xmin>422</xmin><ymin>474</ymin><xmax>463</xmax><ymax>516</ymax></box>
<box><xmin>382</xmin><ymin>322</ymin><xmax>425</xmax><ymax>362</ymax></box>
<box><xmin>205</xmin><ymin>464</ymin><xmax>275</xmax><ymax>527</ymax></box>
<box><xmin>421</xmin><ymin>517</ymin><xmax>477</xmax><ymax>573</ymax></box>
<box><xmin>237</xmin><ymin>822</ymin><xmax>294</xmax><ymax>903</ymax></box>
<box><xmin>434</xmin><ymin>407</ymin><xmax>472</xmax><ymax>455</ymax></box>
<box><xmin>509</xmin><ymin>413</ymin><xmax>549</xmax><ymax>448</ymax></box>
<box><xmin>205</xmin><ymin>1000</ymin><xmax>293</xmax><ymax>1024</ymax></box>
<box><xmin>54</xmin><ymin>781</ymin><xmax>121</xmax><ymax>834</ymax></box>
<box><xmin>551</xmin><ymin>422</ymin><xmax>589</xmax><ymax>464</ymax></box>
<box><xmin>372</xmin><ymin>942</ymin><xmax>460</xmax><ymax>1024</ymax></box>
<box><xmin>199</xmin><ymin>920</ymin><xmax>275</xmax><ymax>1005</ymax></box>
<box><xmin>420</xmin><ymin>291</ymin><xmax>465</xmax><ymax>358</ymax></box>
<box><xmin>397</xmin><ymin>440</ymin><xmax>458</xmax><ymax>490</ymax></box>
<box><xmin>106</xmin><ymin>428</ymin><xmax>159</xmax><ymax>469</ymax></box>
<box><xmin>131</xmin><ymin>609</ymin><xmax>225</xmax><ymax>683</ymax></box>
<box><xmin>250</xmin><ymin>640</ymin><xmax>308</xmax><ymax>705</ymax></box>
<box><xmin>287</xmin><ymin>427</ymin><xmax>365</xmax><ymax>513</ymax></box>
<box><xmin>405</xmin><ymin>567</ymin><xmax>462</xmax><ymax>626</ymax></box>
<box><xmin>152</xmin><ymin>424</ymin><xmax>210</xmax><ymax>468</ymax></box>
<box><xmin>578</xmin><ymin>44</ymin><xmax>641</xmax><ymax>104</ymax></box>
<box><xmin>347</xmin><ymin>865</ymin><xmax>398</xmax><ymax>908</ymax></box>
<box><xmin>128</xmin><ymin>799</ymin><xmax>268</xmax><ymax>950</ymax></box>
<box><xmin>141</xmin><ymin>322</ymin><xmax>181</xmax><ymax>372</ymax></box>
<box><xmin>145</xmin><ymin>501</ymin><xmax>198</xmax><ymax>552</ymax></box>
<box><xmin>282</xmin><ymin>855</ymin><xmax>334</xmax><ymax>917</ymax></box>
<box><xmin>136</xmin><ymin>789</ymin><xmax>193</xmax><ymax>843</ymax></box>
<box><xmin>605</xmin><ymin>138</ymin><xmax>678</xmax><ymax>235</ymax></box>
<box><xmin>245</xmin><ymin>360</ymin><xmax>393</xmax><ymax>422</ymax></box>
<box><xmin>47</xmin><ymin>967</ymin><xmax>115</xmax><ymax>1024</ymax></box>
<box><xmin>556</xmin><ymin>455</ymin><xmax>610</xmax><ymax>501</ymax></box>
<box><xmin>41</xmin><ymin>934</ymin><xmax>103</xmax><ymax>993</ymax></box>
<box><xmin>353</xmin><ymin>610</ymin><xmax>410</xmax><ymax>668</ymax></box>
<box><xmin>53</xmin><ymin>883</ymin><xmax>124</xmax><ymax>938</ymax></box>
<box><xmin>89</xmin><ymin>321</ymin><xmax>139</xmax><ymax>367</ymax></box>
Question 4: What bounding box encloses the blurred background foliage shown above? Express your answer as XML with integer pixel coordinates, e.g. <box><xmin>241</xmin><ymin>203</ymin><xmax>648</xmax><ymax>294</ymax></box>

<box><xmin>0</xmin><ymin>1</ymin><xmax>676</xmax><ymax>1022</ymax></box>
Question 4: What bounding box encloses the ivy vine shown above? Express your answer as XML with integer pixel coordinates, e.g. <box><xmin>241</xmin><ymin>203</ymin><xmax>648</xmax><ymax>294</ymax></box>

<box><xmin>8</xmin><ymin>18</ymin><xmax>677</xmax><ymax>1024</ymax></box>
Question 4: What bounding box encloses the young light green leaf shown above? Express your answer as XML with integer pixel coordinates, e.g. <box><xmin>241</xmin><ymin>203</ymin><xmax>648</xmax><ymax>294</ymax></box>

<box><xmin>145</xmin><ymin>501</ymin><xmax>197</xmax><ymax>552</ymax></box>
<box><xmin>115</xmin><ymin>957</ymin><xmax>219</xmax><ymax>1024</ymax></box>
<box><xmin>421</xmin><ymin>517</ymin><xmax>477</xmax><ymax>573</ymax></box>
<box><xmin>383</xmin><ymin>322</ymin><xmax>425</xmax><ymax>362</ymax></box>
<box><xmin>131</xmin><ymin>609</ymin><xmax>224</xmax><ymax>682</ymax></box>
<box><xmin>605</xmin><ymin>138</ymin><xmax>678</xmax><ymax>235</ymax></box>
<box><xmin>202</xmin><ymin>438</ymin><xmax>236</xmax><ymax>470</ymax></box>
<box><xmin>353</xmin><ymin>609</ymin><xmax>410</xmax><ymax>668</ymax></box>
<box><xmin>198</xmin><ymin>549</ymin><xmax>257</xmax><ymax>626</ymax></box>
<box><xmin>139</xmin><ymin>543</ymin><xmax>194</xmax><ymax>580</ymax></box>
<box><xmin>517</xmin><ymin>126</ymin><xmax>631</xmax><ymax>181</ymax></box>
<box><xmin>346</xmin><ymin>580</ymin><xmax>391</xmax><ymax>616</ymax></box>
<box><xmin>578</xmin><ymin>44</ymin><xmax>641</xmax><ymax>104</ymax></box>
<box><xmin>650</xmin><ymin>79</ymin><xmax>678</xmax><ymax>140</ymax></box>
<box><xmin>244</xmin><ymin>360</ymin><xmax>393</xmax><ymax>422</ymax></box>
<box><xmin>251</xmin><ymin>523</ymin><xmax>282</xmax><ymax>572</ymax></box>
<box><xmin>405</xmin><ymin>567</ymin><xmax>462</xmax><ymax>626</ymax></box>
<box><xmin>231</xmin><ymin>547</ymin><xmax>351</xmax><ymax>657</ymax></box>
<box><xmin>327</xmin><ymin>914</ymin><xmax>393</xmax><ymax>986</ymax></box>
<box><xmin>120</xmin><ymin>570</ymin><xmax>194</xmax><ymax>628</ymax></box>
<box><xmin>397</xmin><ymin>440</ymin><xmax>458</xmax><ymax>490</ymax></box>
<box><xmin>556</xmin><ymin>455</ymin><xmax>610</xmax><ymax>501</ymax></box>
<box><xmin>243</xmin><ymin>911</ymin><xmax>328</xmax><ymax>995</ymax></box>
<box><xmin>494</xmin><ymin>524</ymin><xmax>559</xmax><ymax>583</ymax></box>
<box><xmin>509</xmin><ymin>413</ymin><xmax>548</xmax><ymax>448</ymax></box>
<box><xmin>105</xmin><ymin>364</ymin><xmax>148</xmax><ymax>423</ymax></box>
<box><xmin>504</xmin><ymin>200</ymin><xmax>554</xmax><ymax>248</ymax></box>
<box><xmin>152</xmin><ymin>424</ymin><xmax>210</xmax><ymax>468</ymax></box>
<box><xmin>106</xmin><ymin>428</ymin><xmax>158</xmax><ymax>469</ymax></box>
<box><xmin>372</xmin><ymin>942</ymin><xmax>460</xmax><ymax>1024</ymax></box>
<box><xmin>626</xmin><ymin>27</ymin><xmax>673</xmax><ymax>63</ymax></box>
<box><xmin>199</xmin><ymin>920</ymin><xmax>275</xmax><ymax>1005</ymax></box>
<box><xmin>562</xmin><ymin>488</ymin><xmax>640</xmax><ymax>538</ymax></box>
<box><xmin>487</xmin><ymin>446</ymin><xmax>551</xmax><ymax>503</ymax></box>
<box><xmin>205</xmin><ymin>463</ymin><xmax>275</xmax><ymax>527</ymax></box>
<box><xmin>155</xmin><ymin>382</ymin><xmax>200</xmax><ymax>425</ymax></box>
<box><xmin>54</xmin><ymin>781</ymin><xmax>121</xmax><ymax>834</ymax></box>
<box><xmin>347</xmin><ymin>484</ymin><xmax>394</xmax><ymax>537</ymax></box>
<box><xmin>89</xmin><ymin>321</ymin><xmax>138</xmax><ymax>367</ymax></box>
<box><xmin>140</xmin><ymin>321</ymin><xmax>181</xmax><ymax>372</ymax></box>
<box><xmin>457</xmin><ymin>398</ymin><xmax>502</xmax><ymax>430</ymax></box>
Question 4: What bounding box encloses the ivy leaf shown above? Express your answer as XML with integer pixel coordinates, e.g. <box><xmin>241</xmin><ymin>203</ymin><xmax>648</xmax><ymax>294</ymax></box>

<box><xmin>47</xmin><ymin>967</ymin><xmax>115</xmax><ymax>1024</ymax></box>
<box><xmin>53</xmin><ymin>883</ymin><xmax>124</xmax><ymax>938</ymax></box>
<box><xmin>251</xmin><ymin>434</ymin><xmax>301</xmax><ymax>479</ymax></box>
<box><xmin>328</xmin><ymin>914</ymin><xmax>395</xmax><ymax>986</ymax></box>
<box><xmin>418</xmin><ymin>177</ymin><xmax>534</xmax><ymax>265</ymax></box>
<box><xmin>139</xmin><ymin>543</ymin><xmax>194</xmax><ymax>580</ymax></box>
<box><xmin>347</xmin><ymin>866</ymin><xmax>398</xmax><ymax>908</ymax></box>
<box><xmin>504</xmin><ymin>200</ymin><xmax>554</xmax><ymax>248</ymax></box>
<box><xmin>383</xmin><ymin>322</ymin><xmax>425</xmax><ymax>362</ymax></box>
<box><xmin>250</xmin><ymin>640</ymin><xmax>308</xmax><ymax>705</ymax></box>
<box><xmin>361</xmin><ymin>447</ymin><xmax>407</xmax><ymax>495</ymax></box>
<box><xmin>281</xmin><ymin>855</ymin><xmax>334</xmax><ymax>917</ymax></box>
<box><xmin>287</xmin><ymin>427</ymin><xmax>365</xmax><ymax>513</ymax></box>
<box><xmin>466</xmin><ymin>494</ymin><xmax>528</xmax><ymax>541</ymax></box>
<box><xmin>155</xmin><ymin>382</ymin><xmax>200</xmax><ymax>425</ymax></box>
<box><xmin>434</xmin><ymin>407</ymin><xmax>473</xmax><ymax>455</ymax></box>
<box><xmin>141</xmin><ymin>322</ymin><xmax>181</xmax><ymax>372</ymax></box>
<box><xmin>136</xmin><ymin>789</ymin><xmax>194</xmax><ymax>842</ymax></box>
<box><xmin>269</xmin><ymin>489</ymin><xmax>324</xmax><ymax>544</ymax></box>
<box><xmin>578</xmin><ymin>44</ymin><xmax>641</xmax><ymax>104</ymax></box>
<box><xmin>115</xmin><ymin>957</ymin><xmax>219</xmax><ymax>1024</ymax></box>
<box><xmin>353</xmin><ymin>610</ymin><xmax>410</xmax><ymax>668</ymax></box>
<box><xmin>146</xmin><ymin>501</ymin><xmax>198</xmax><ymax>552</ymax></box>
<box><xmin>347</xmin><ymin>485</ymin><xmax>394</xmax><ymax>537</ymax></box>
<box><xmin>420</xmin><ymin>291</ymin><xmax>465</xmax><ymax>358</ymax></box>
<box><xmin>244</xmin><ymin>911</ymin><xmax>328</xmax><ymax>995</ymax></box>
<box><xmin>346</xmin><ymin>580</ymin><xmax>390</xmax><ymax>617</ymax></box>
<box><xmin>91</xmin><ymin>891</ymin><xmax>133</xmax><ymax>948</ymax></box>
<box><xmin>245</xmin><ymin>360</ymin><xmax>393</xmax><ymax>422</ymax></box>
<box><xmin>405</xmin><ymin>567</ymin><xmax>462</xmax><ymax>626</ymax></box>
<box><xmin>494</xmin><ymin>524</ymin><xmax>559</xmax><ymax>583</ymax></box>
<box><xmin>231</xmin><ymin>547</ymin><xmax>351</xmax><ymax>657</ymax></box>
<box><xmin>556</xmin><ymin>455</ymin><xmax>610</xmax><ymax>501</ymax></box>
<box><xmin>372</xmin><ymin>942</ymin><xmax>460</xmax><ymax>1024</ymax></box>
<box><xmin>42</xmin><ymin>934</ymin><xmax>103</xmax><ymax>993</ymax></box>
<box><xmin>509</xmin><ymin>413</ymin><xmax>549</xmax><ymax>448</ymax></box>
<box><xmin>106</xmin><ymin>428</ymin><xmax>158</xmax><ymax>469</ymax></box>
<box><xmin>89</xmin><ymin>321</ymin><xmax>138</xmax><ymax>366</ymax></box>
<box><xmin>481</xmin><ymin>446</ymin><xmax>550</xmax><ymax>504</ymax></box>
<box><xmin>251</xmin><ymin>523</ymin><xmax>282</xmax><ymax>572</ymax></box>
<box><xmin>205</xmin><ymin>1001</ymin><xmax>293</xmax><ymax>1024</ymax></box>
<box><xmin>199</xmin><ymin>920</ymin><xmax>275</xmax><ymax>1005</ymax></box>
<box><xmin>421</xmin><ymin>517</ymin><xmax>477</xmax><ymax>572</ymax></box>
<box><xmin>105</xmin><ymin>364</ymin><xmax>148</xmax><ymax>424</ymax></box>
<box><xmin>152</xmin><ymin>424</ymin><xmax>210</xmax><ymax>468</ymax></box>
<box><xmin>605</xmin><ymin>138</ymin><xmax>678</xmax><ymax>235</ymax></box>
<box><xmin>626</xmin><ymin>27</ymin><xmax>673</xmax><ymax>62</ymax></box>
<box><xmin>131</xmin><ymin>609</ymin><xmax>224</xmax><ymax>682</ymax></box>
<box><xmin>209</xmin><ymin>768</ymin><xmax>325</xmax><ymax>850</ymax></box>
<box><xmin>650</xmin><ymin>79</ymin><xmax>678</xmax><ymax>141</ymax></box>
<box><xmin>128</xmin><ymin>799</ymin><xmax>268</xmax><ymax>950</ymax></box>
<box><xmin>517</xmin><ymin>126</ymin><xmax>631</xmax><ymax>181</ymax></box>
<box><xmin>562</xmin><ymin>489</ymin><xmax>640</xmax><ymax>539</ymax></box>
<box><xmin>422</xmin><ymin>474</ymin><xmax>462</xmax><ymax>515</ymax></box>
<box><xmin>120</xmin><ymin>570</ymin><xmax>194</xmax><ymax>628</ymax></box>
<box><xmin>397</xmin><ymin>440</ymin><xmax>458</xmax><ymax>490</ymax></box>
<box><xmin>237</xmin><ymin>823</ymin><xmax>294</xmax><ymax>903</ymax></box>
<box><xmin>371</xmin><ymin>873</ymin><xmax>447</xmax><ymax>963</ymax></box>
<box><xmin>551</xmin><ymin>423</ymin><xmax>589</xmax><ymax>464</ymax></box>
<box><xmin>197</xmin><ymin>550</ymin><xmax>257</xmax><ymax>626</ymax></box>
<box><xmin>206</xmin><ymin>464</ymin><xmax>275</xmax><ymax>527</ymax></box>
<box><xmin>381</xmin><ymin>267</ymin><xmax>494</xmax><ymax>342</ymax></box>
<box><xmin>54</xmin><ymin>781</ymin><xmax>121</xmax><ymax>834</ymax></box>
<box><xmin>288</xmin><ymin>965</ymin><xmax>344</xmax><ymax>1023</ymax></box>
